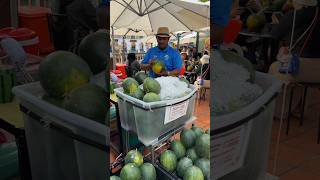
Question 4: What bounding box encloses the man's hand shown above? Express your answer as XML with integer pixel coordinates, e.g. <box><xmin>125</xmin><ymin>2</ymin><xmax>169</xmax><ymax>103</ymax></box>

<box><xmin>155</xmin><ymin>70</ymin><xmax>169</xmax><ymax>76</ymax></box>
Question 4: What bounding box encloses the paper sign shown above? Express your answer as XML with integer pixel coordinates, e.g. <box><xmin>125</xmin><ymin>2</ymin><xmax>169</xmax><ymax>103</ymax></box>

<box><xmin>164</xmin><ymin>100</ymin><xmax>189</xmax><ymax>124</ymax></box>
<box><xmin>212</xmin><ymin>122</ymin><xmax>252</xmax><ymax>179</ymax></box>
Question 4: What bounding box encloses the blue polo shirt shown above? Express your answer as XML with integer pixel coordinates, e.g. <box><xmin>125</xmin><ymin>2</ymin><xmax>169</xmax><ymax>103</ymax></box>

<box><xmin>212</xmin><ymin>0</ymin><xmax>233</xmax><ymax>27</ymax></box>
<box><xmin>142</xmin><ymin>46</ymin><xmax>182</xmax><ymax>78</ymax></box>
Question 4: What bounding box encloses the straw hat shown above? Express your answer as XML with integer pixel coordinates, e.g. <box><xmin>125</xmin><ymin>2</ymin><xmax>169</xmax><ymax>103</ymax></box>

<box><xmin>200</xmin><ymin>55</ymin><xmax>210</xmax><ymax>64</ymax></box>
<box><xmin>293</xmin><ymin>0</ymin><xmax>317</xmax><ymax>6</ymax></box>
<box><xmin>156</xmin><ymin>27</ymin><xmax>170</xmax><ymax>38</ymax></box>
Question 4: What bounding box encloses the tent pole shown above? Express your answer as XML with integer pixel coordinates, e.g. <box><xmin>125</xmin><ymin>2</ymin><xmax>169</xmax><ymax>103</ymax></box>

<box><xmin>177</xmin><ymin>33</ymin><xmax>180</xmax><ymax>50</ymax></box>
<box><xmin>196</xmin><ymin>31</ymin><xmax>199</xmax><ymax>60</ymax></box>
<box><xmin>111</xmin><ymin>26</ymin><xmax>116</xmax><ymax>69</ymax></box>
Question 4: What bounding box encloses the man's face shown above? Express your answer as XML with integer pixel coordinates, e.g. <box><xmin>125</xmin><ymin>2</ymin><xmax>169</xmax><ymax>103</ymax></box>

<box><xmin>156</xmin><ymin>36</ymin><xmax>169</xmax><ymax>49</ymax></box>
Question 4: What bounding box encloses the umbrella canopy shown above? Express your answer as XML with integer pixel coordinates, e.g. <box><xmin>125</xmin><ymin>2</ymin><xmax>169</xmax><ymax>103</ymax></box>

<box><xmin>110</xmin><ymin>0</ymin><xmax>210</xmax><ymax>35</ymax></box>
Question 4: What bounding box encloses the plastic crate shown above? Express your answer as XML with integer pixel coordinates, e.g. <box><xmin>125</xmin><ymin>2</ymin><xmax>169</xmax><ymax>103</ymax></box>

<box><xmin>212</xmin><ymin>72</ymin><xmax>282</xmax><ymax>180</ymax></box>
<box><xmin>114</xmin><ymin>85</ymin><xmax>197</xmax><ymax>146</ymax></box>
<box><xmin>12</xmin><ymin>82</ymin><xmax>108</xmax><ymax>180</ymax></box>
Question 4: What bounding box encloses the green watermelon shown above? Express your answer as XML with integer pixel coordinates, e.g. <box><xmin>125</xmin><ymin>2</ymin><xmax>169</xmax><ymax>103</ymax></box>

<box><xmin>120</xmin><ymin>163</ymin><xmax>141</xmax><ymax>180</ymax></box>
<box><xmin>134</xmin><ymin>72</ymin><xmax>148</xmax><ymax>85</ymax></box>
<box><xmin>63</xmin><ymin>84</ymin><xmax>107</xmax><ymax>124</ymax></box>
<box><xmin>170</xmin><ymin>140</ymin><xmax>186</xmax><ymax>159</ymax></box>
<box><xmin>195</xmin><ymin>158</ymin><xmax>210</xmax><ymax>180</ymax></box>
<box><xmin>160</xmin><ymin>150</ymin><xmax>177</xmax><ymax>172</ymax></box>
<box><xmin>78</xmin><ymin>32</ymin><xmax>107</xmax><ymax>74</ymax></box>
<box><xmin>219</xmin><ymin>50</ymin><xmax>255</xmax><ymax>82</ymax></box>
<box><xmin>124</xmin><ymin>149</ymin><xmax>144</xmax><ymax>167</ymax></box>
<box><xmin>246</xmin><ymin>13</ymin><xmax>266</xmax><ymax>32</ymax></box>
<box><xmin>140</xmin><ymin>163</ymin><xmax>157</xmax><ymax>180</ymax></box>
<box><xmin>180</xmin><ymin>129</ymin><xmax>196</xmax><ymax>148</ymax></box>
<box><xmin>186</xmin><ymin>148</ymin><xmax>198</xmax><ymax>163</ymax></box>
<box><xmin>39</xmin><ymin>51</ymin><xmax>92</xmax><ymax>99</ymax></box>
<box><xmin>195</xmin><ymin>134</ymin><xmax>210</xmax><ymax>159</ymax></box>
<box><xmin>191</xmin><ymin>124</ymin><xmax>204</xmax><ymax>138</ymax></box>
<box><xmin>152</xmin><ymin>60</ymin><xmax>165</xmax><ymax>74</ymax></box>
<box><xmin>42</xmin><ymin>94</ymin><xmax>64</xmax><ymax>107</ymax></box>
<box><xmin>267</xmin><ymin>0</ymin><xmax>287</xmax><ymax>11</ymax></box>
<box><xmin>123</xmin><ymin>78</ymin><xmax>139</xmax><ymax>95</ymax></box>
<box><xmin>110</xmin><ymin>176</ymin><xmax>121</xmax><ymax>180</ymax></box>
<box><xmin>177</xmin><ymin>157</ymin><xmax>193</xmax><ymax>177</ymax></box>
<box><xmin>143</xmin><ymin>92</ymin><xmax>161</xmax><ymax>102</ymax></box>
<box><xmin>132</xmin><ymin>88</ymin><xmax>145</xmax><ymax>100</ymax></box>
<box><xmin>143</xmin><ymin>78</ymin><xmax>161</xmax><ymax>94</ymax></box>
<box><xmin>183</xmin><ymin>166</ymin><xmax>204</xmax><ymax>180</ymax></box>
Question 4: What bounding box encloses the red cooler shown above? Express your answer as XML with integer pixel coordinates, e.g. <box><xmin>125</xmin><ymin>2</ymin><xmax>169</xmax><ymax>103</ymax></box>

<box><xmin>18</xmin><ymin>6</ymin><xmax>54</xmax><ymax>54</ymax></box>
<box><xmin>116</xmin><ymin>64</ymin><xmax>127</xmax><ymax>79</ymax></box>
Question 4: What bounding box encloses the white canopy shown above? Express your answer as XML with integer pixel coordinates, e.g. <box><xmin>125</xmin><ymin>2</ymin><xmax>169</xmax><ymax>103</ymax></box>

<box><xmin>110</xmin><ymin>0</ymin><xmax>210</xmax><ymax>36</ymax></box>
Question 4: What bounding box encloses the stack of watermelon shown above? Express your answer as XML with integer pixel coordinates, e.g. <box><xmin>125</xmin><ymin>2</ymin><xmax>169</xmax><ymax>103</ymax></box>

<box><xmin>111</xmin><ymin>149</ymin><xmax>157</xmax><ymax>180</ymax></box>
<box><xmin>159</xmin><ymin>124</ymin><xmax>210</xmax><ymax>180</ymax></box>
<box><xmin>38</xmin><ymin>33</ymin><xmax>108</xmax><ymax>124</ymax></box>
<box><xmin>122</xmin><ymin>71</ymin><xmax>163</xmax><ymax>103</ymax></box>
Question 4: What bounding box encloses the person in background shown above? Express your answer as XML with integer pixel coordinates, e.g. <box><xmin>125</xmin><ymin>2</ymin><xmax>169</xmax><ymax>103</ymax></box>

<box><xmin>126</xmin><ymin>53</ymin><xmax>141</xmax><ymax>77</ymax></box>
<box><xmin>196</xmin><ymin>55</ymin><xmax>210</xmax><ymax>81</ymax></box>
<box><xmin>141</xmin><ymin>27</ymin><xmax>182</xmax><ymax>78</ymax></box>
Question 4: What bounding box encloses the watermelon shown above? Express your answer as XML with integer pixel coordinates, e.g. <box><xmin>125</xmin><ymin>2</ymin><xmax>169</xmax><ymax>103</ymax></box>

<box><xmin>160</xmin><ymin>150</ymin><xmax>177</xmax><ymax>172</ymax></box>
<box><xmin>143</xmin><ymin>92</ymin><xmax>161</xmax><ymax>102</ymax></box>
<box><xmin>39</xmin><ymin>51</ymin><xmax>92</xmax><ymax>99</ymax></box>
<box><xmin>63</xmin><ymin>84</ymin><xmax>107</xmax><ymax>124</ymax></box>
<box><xmin>180</xmin><ymin>129</ymin><xmax>196</xmax><ymax>148</ymax></box>
<box><xmin>195</xmin><ymin>158</ymin><xmax>210</xmax><ymax>180</ymax></box>
<box><xmin>132</xmin><ymin>88</ymin><xmax>145</xmax><ymax>100</ymax></box>
<box><xmin>177</xmin><ymin>157</ymin><xmax>193</xmax><ymax>177</ymax></box>
<box><xmin>110</xmin><ymin>176</ymin><xmax>121</xmax><ymax>180</ymax></box>
<box><xmin>246</xmin><ymin>13</ymin><xmax>266</xmax><ymax>32</ymax></box>
<box><xmin>42</xmin><ymin>94</ymin><xmax>64</xmax><ymax>108</ymax></box>
<box><xmin>140</xmin><ymin>163</ymin><xmax>157</xmax><ymax>180</ymax></box>
<box><xmin>123</xmin><ymin>78</ymin><xmax>139</xmax><ymax>95</ymax></box>
<box><xmin>134</xmin><ymin>72</ymin><xmax>148</xmax><ymax>85</ymax></box>
<box><xmin>120</xmin><ymin>163</ymin><xmax>141</xmax><ymax>180</ymax></box>
<box><xmin>124</xmin><ymin>149</ymin><xmax>144</xmax><ymax>167</ymax></box>
<box><xmin>152</xmin><ymin>60</ymin><xmax>165</xmax><ymax>74</ymax></box>
<box><xmin>183</xmin><ymin>166</ymin><xmax>204</xmax><ymax>180</ymax></box>
<box><xmin>195</xmin><ymin>134</ymin><xmax>210</xmax><ymax>159</ymax></box>
<box><xmin>143</xmin><ymin>77</ymin><xmax>161</xmax><ymax>94</ymax></box>
<box><xmin>186</xmin><ymin>148</ymin><xmax>198</xmax><ymax>163</ymax></box>
<box><xmin>191</xmin><ymin>124</ymin><xmax>204</xmax><ymax>138</ymax></box>
<box><xmin>170</xmin><ymin>140</ymin><xmax>186</xmax><ymax>159</ymax></box>
<box><xmin>78</xmin><ymin>32</ymin><xmax>107</xmax><ymax>74</ymax></box>
<box><xmin>219</xmin><ymin>50</ymin><xmax>255</xmax><ymax>82</ymax></box>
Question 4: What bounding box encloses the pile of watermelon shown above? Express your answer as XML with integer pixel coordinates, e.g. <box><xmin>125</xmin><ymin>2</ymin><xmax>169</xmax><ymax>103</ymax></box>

<box><xmin>111</xmin><ymin>149</ymin><xmax>157</xmax><ymax>180</ymax></box>
<box><xmin>159</xmin><ymin>124</ymin><xmax>210</xmax><ymax>180</ymax></box>
<box><xmin>38</xmin><ymin>32</ymin><xmax>108</xmax><ymax>125</ymax></box>
<box><xmin>122</xmin><ymin>71</ymin><xmax>191</xmax><ymax>102</ymax></box>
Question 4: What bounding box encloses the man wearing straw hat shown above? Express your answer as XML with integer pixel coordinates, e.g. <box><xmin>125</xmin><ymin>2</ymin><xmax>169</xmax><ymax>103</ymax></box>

<box><xmin>141</xmin><ymin>27</ymin><xmax>182</xmax><ymax>78</ymax></box>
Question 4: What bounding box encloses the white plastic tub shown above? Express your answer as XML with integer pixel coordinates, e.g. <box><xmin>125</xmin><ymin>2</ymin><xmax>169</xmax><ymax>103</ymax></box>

<box><xmin>12</xmin><ymin>82</ymin><xmax>108</xmax><ymax>180</ymax></box>
<box><xmin>114</xmin><ymin>85</ymin><xmax>197</xmax><ymax>146</ymax></box>
<box><xmin>212</xmin><ymin>72</ymin><xmax>282</xmax><ymax>180</ymax></box>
